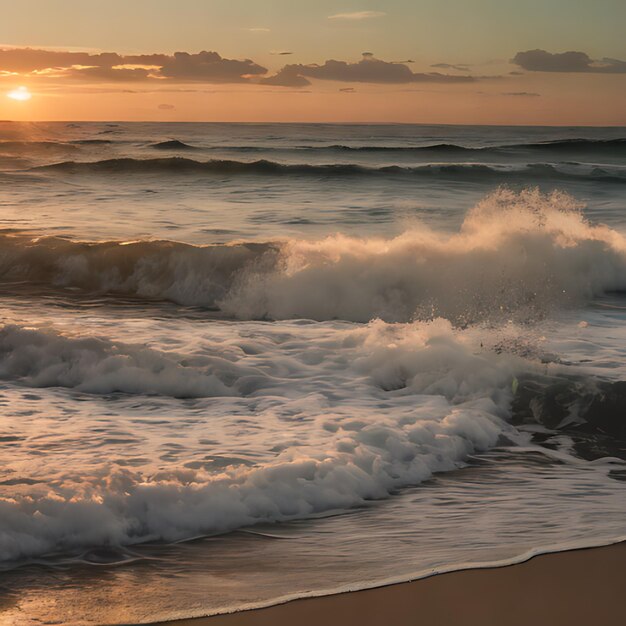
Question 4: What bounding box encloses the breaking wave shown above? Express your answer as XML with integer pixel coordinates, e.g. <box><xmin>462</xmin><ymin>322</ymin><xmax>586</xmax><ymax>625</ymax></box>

<box><xmin>0</xmin><ymin>324</ymin><xmax>247</xmax><ymax>398</ymax></box>
<box><xmin>1</xmin><ymin>189</ymin><xmax>625</xmax><ymax>323</ymax></box>
<box><xmin>1</xmin><ymin>311</ymin><xmax>623</xmax><ymax>564</ymax></box>
<box><xmin>0</xmin><ymin>317</ymin><xmax>526</xmax><ymax>562</ymax></box>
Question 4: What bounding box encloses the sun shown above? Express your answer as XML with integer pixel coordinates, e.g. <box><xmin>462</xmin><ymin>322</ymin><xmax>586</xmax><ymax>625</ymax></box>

<box><xmin>7</xmin><ymin>86</ymin><xmax>32</xmax><ymax>101</ymax></box>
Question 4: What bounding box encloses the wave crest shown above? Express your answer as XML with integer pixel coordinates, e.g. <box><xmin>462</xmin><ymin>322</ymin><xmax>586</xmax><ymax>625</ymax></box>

<box><xmin>34</xmin><ymin>157</ymin><xmax>626</xmax><ymax>183</ymax></box>
<box><xmin>1</xmin><ymin>189</ymin><xmax>625</xmax><ymax>324</ymax></box>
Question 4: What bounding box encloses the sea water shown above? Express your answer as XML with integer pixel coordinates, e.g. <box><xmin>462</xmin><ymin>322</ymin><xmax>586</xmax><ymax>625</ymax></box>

<box><xmin>0</xmin><ymin>122</ymin><xmax>625</xmax><ymax>624</ymax></box>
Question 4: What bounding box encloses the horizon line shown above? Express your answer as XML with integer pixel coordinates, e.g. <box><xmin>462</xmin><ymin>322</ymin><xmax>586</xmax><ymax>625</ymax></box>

<box><xmin>1</xmin><ymin>119</ymin><xmax>625</xmax><ymax>128</ymax></box>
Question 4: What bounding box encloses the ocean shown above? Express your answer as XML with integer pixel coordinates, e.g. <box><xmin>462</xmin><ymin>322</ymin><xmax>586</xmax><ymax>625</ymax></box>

<box><xmin>0</xmin><ymin>121</ymin><xmax>625</xmax><ymax>624</ymax></box>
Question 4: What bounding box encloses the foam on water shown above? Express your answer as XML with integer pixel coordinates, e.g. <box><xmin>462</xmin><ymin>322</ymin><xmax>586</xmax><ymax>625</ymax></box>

<box><xmin>0</xmin><ymin>317</ymin><xmax>528</xmax><ymax>562</ymax></box>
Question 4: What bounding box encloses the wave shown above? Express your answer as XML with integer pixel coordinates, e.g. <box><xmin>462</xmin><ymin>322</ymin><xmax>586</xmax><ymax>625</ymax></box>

<box><xmin>512</xmin><ymin>374</ymin><xmax>626</xmax><ymax>445</ymax></box>
<box><xmin>0</xmin><ymin>324</ymin><xmax>254</xmax><ymax>398</ymax></box>
<box><xmin>1</xmin><ymin>313</ymin><xmax>623</xmax><ymax>563</ymax></box>
<box><xmin>291</xmin><ymin>138</ymin><xmax>626</xmax><ymax>155</ymax></box>
<box><xmin>4</xmin><ymin>137</ymin><xmax>625</xmax><ymax>159</ymax></box>
<box><xmin>0</xmin><ymin>317</ymin><xmax>524</xmax><ymax>562</ymax></box>
<box><xmin>34</xmin><ymin>157</ymin><xmax>626</xmax><ymax>182</ymax></box>
<box><xmin>139</xmin><ymin>137</ymin><xmax>626</xmax><ymax>156</ymax></box>
<box><xmin>150</xmin><ymin>139</ymin><xmax>198</xmax><ymax>150</ymax></box>
<box><xmin>0</xmin><ymin>189</ymin><xmax>625</xmax><ymax>324</ymax></box>
<box><xmin>71</xmin><ymin>139</ymin><xmax>115</xmax><ymax>145</ymax></box>
<box><xmin>2</xmin><ymin>322</ymin><xmax>622</xmax><ymax>443</ymax></box>
<box><xmin>515</xmin><ymin>138</ymin><xmax>626</xmax><ymax>153</ymax></box>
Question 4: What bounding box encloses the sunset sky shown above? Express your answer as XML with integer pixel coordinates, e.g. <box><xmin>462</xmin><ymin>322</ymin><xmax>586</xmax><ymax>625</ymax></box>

<box><xmin>1</xmin><ymin>0</ymin><xmax>625</xmax><ymax>125</ymax></box>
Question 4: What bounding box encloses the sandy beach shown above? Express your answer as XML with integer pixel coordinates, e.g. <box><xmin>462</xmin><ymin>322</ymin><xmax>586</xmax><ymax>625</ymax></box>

<box><xmin>152</xmin><ymin>542</ymin><xmax>626</xmax><ymax>626</ymax></box>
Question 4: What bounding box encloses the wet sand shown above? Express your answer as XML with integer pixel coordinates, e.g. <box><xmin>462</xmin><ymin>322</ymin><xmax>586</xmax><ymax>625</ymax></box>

<box><xmin>151</xmin><ymin>542</ymin><xmax>626</xmax><ymax>626</ymax></box>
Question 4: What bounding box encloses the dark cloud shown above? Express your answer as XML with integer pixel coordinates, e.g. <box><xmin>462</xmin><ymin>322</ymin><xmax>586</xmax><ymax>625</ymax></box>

<box><xmin>431</xmin><ymin>63</ymin><xmax>470</xmax><ymax>72</ymax></box>
<box><xmin>512</xmin><ymin>49</ymin><xmax>626</xmax><ymax>73</ymax></box>
<box><xmin>270</xmin><ymin>51</ymin><xmax>293</xmax><ymax>56</ymax></box>
<box><xmin>0</xmin><ymin>47</ymin><xmax>266</xmax><ymax>83</ymax></box>
<box><xmin>158</xmin><ymin>51</ymin><xmax>266</xmax><ymax>82</ymax></box>
<box><xmin>0</xmin><ymin>48</ymin><xmax>168</xmax><ymax>73</ymax></box>
<box><xmin>339</xmin><ymin>87</ymin><xmax>356</xmax><ymax>92</ymax></box>
<box><xmin>65</xmin><ymin>66</ymin><xmax>153</xmax><ymax>82</ymax></box>
<box><xmin>260</xmin><ymin>67</ymin><xmax>312</xmax><ymax>87</ymax></box>
<box><xmin>262</xmin><ymin>54</ymin><xmax>476</xmax><ymax>87</ymax></box>
<box><xmin>1</xmin><ymin>47</ymin><xmax>494</xmax><ymax>89</ymax></box>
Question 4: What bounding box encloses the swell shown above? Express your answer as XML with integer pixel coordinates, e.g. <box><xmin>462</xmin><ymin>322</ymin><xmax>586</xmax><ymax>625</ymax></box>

<box><xmin>295</xmin><ymin>138</ymin><xmax>626</xmax><ymax>155</ymax></box>
<box><xmin>33</xmin><ymin>157</ymin><xmax>626</xmax><ymax>182</ymax></box>
<box><xmin>150</xmin><ymin>139</ymin><xmax>198</xmax><ymax>150</ymax></box>
<box><xmin>8</xmin><ymin>137</ymin><xmax>625</xmax><ymax>156</ymax></box>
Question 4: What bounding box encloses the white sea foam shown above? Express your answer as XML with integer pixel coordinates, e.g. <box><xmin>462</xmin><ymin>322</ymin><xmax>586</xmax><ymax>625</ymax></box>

<box><xmin>0</xmin><ymin>324</ymin><xmax>249</xmax><ymax>397</ymax></box>
<box><xmin>222</xmin><ymin>189</ymin><xmax>626</xmax><ymax>322</ymax></box>
<box><xmin>0</xmin><ymin>317</ymin><xmax>528</xmax><ymax>562</ymax></box>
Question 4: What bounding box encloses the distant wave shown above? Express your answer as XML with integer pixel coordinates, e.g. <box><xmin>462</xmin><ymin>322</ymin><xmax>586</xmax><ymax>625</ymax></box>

<box><xmin>141</xmin><ymin>138</ymin><xmax>626</xmax><ymax>153</ymax></box>
<box><xmin>143</xmin><ymin>137</ymin><xmax>626</xmax><ymax>156</ymax></box>
<box><xmin>70</xmin><ymin>139</ymin><xmax>115</xmax><ymax>145</ymax></box>
<box><xmin>1</xmin><ymin>189</ymin><xmax>625</xmax><ymax>323</ymax></box>
<box><xmin>299</xmin><ymin>138</ymin><xmax>626</xmax><ymax>155</ymax></box>
<box><xmin>516</xmin><ymin>138</ymin><xmax>626</xmax><ymax>153</ymax></box>
<box><xmin>34</xmin><ymin>157</ymin><xmax>626</xmax><ymax>182</ymax></box>
<box><xmin>6</xmin><ymin>137</ymin><xmax>625</xmax><ymax>157</ymax></box>
<box><xmin>150</xmin><ymin>139</ymin><xmax>198</xmax><ymax>150</ymax></box>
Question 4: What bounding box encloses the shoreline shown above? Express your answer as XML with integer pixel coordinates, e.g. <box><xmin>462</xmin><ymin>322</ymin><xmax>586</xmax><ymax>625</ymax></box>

<box><xmin>148</xmin><ymin>540</ymin><xmax>626</xmax><ymax>626</ymax></box>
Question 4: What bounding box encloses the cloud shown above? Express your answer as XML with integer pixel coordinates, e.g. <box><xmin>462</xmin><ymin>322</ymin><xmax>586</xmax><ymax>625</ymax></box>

<box><xmin>339</xmin><ymin>87</ymin><xmax>356</xmax><ymax>92</ymax></box>
<box><xmin>158</xmin><ymin>51</ymin><xmax>266</xmax><ymax>82</ymax></box>
<box><xmin>512</xmin><ymin>49</ymin><xmax>626</xmax><ymax>73</ymax></box>
<box><xmin>247</xmin><ymin>28</ymin><xmax>270</xmax><ymax>32</ymax></box>
<box><xmin>262</xmin><ymin>54</ymin><xmax>476</xmax><ymax>87</ymax></box>
<box><xmin>431</xmin><ymin>63</ymin><xmax>470</xmax><ymax>72</ymax></box>
<box><xmin>328</xmin><ymin>11</ymin><xmax>386</xmax><ymax>20</ymax></box>
<box><xmin>260</xmin><ymin>66</ymin><xmax>312</xmax><ymax>87</ymax></box>
<box><xmin>65</xmin><ymin>65</ymin><xmax>155</xmax><ymax>82</ymax></box>
<box><xmin>0</xmin><ymin>48</ymin><xmax>168</xmax><ymax>73</ymax></box>
<box><xmin>0</xmin><ymin>48</ymin><xmax>267</xmax><ymax>83</ymax></box>
<box><xmin>158</xmin><ymin>103</ymin><xmax>176</xmax><ymax>110</ymax></box>
<box><xmin>270</xmin><ymin>51</ymin><xmax>293</xmax><ymax>56</ymax></box>
<box><xmin>0</xmin><ymin>47</ymin><xmax>490</xmax><ymax>90</ymax></box>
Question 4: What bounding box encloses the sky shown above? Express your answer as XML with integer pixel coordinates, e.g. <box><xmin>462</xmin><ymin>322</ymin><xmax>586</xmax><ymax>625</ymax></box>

<box><xmin>0</xmin><ymin>0</ymin><xmax>625</xmax><ymax>124</ymax></box>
